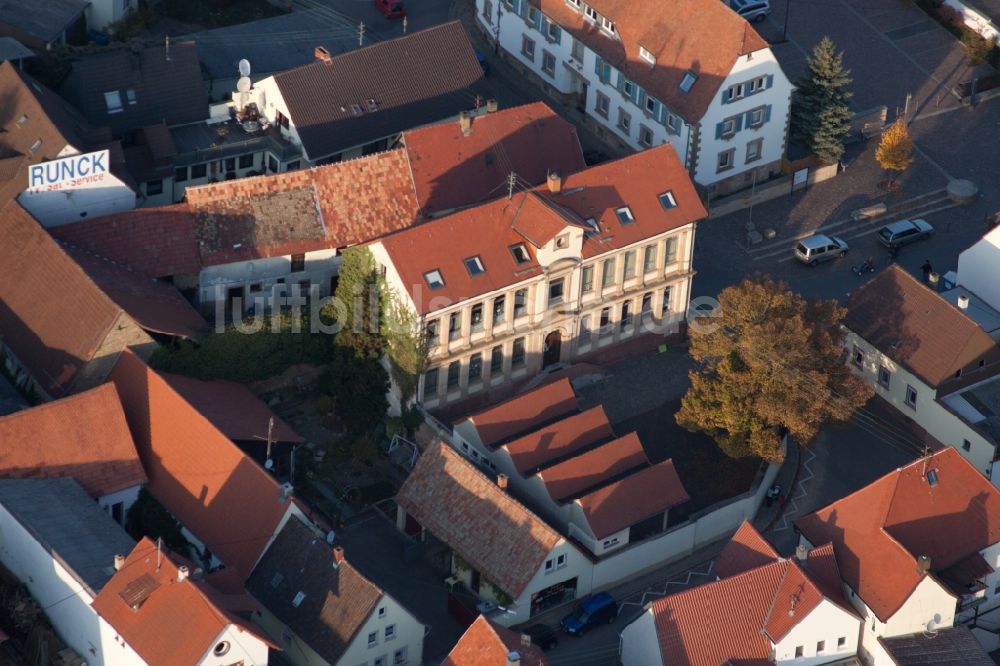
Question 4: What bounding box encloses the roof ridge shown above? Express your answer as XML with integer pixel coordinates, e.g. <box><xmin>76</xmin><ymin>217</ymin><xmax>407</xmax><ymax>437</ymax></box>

<box><xmin>0</xmin><ymin>381</ymin><xmax>115</xmax><ymax>422</ymax></box>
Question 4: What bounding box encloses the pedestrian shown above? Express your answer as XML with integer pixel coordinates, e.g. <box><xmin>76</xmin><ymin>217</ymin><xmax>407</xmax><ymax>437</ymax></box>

<box><xmin>921</xmin><ymin>259</ymin><xmax>933</xmax><ymax>283</ymax></box>
<box><xmin>888</xmin><ymin>244</ymin><xmax>900</xmax><ymax>264</ymax></box>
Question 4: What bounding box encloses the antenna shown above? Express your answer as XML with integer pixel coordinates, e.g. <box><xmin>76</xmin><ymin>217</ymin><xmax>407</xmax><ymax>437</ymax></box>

<box><xmin>358</xmin><ymin>21</ymin><xmax>366</xmax><ymax>46</ymax></box>
<box><xmin>507</xmin><ymin>172</ymin><xmax>517</xmax><ymax>200</ymax></box>
<box><xmin>265</xmin><ymin>417</ymin><xmax>274</xmax><ymax>470</ymax></box>
<box><xmin>238</xmin><ymin>58</ymin><xmax>251</xmax><ymax>77</ymax></box>
<box><xmin>156</xmin><ymin>537</ymin><xmax>162</xmax><ymax>571</ymax></box>
<box><xmin>165</xmin><ymin>35</ymin><xmax>170</xmax><ymax>62</ymax></box>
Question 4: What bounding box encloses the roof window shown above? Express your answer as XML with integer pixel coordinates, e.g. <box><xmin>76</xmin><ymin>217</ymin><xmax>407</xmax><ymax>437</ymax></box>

<box><xmin>350</xmin><ymin>103</ymin><xmax>363</xmax><ymax>115</ymax></box>
<box><xmin>104</xmin><ymin>90</ymin><xmax>123</xmax><ymax>114</ymax></box>
<box><xmin>424</xmin><ymin>269</ymin><xmax>445</xmax><ymax>289</ymax></box>
<box><xmin>126</xmin><ymin>88</ymin><xmax>137</xmax><ymax>105</ymax></box>
<box><xmin>29</xmin><ymin>138</ymin><xmax>42</xmax><ymax>153</ymax></box>
<box><xmin>15</xmin><ymin>114</ymin><xmax>27</xmax><ymax>127</ymax></box>
<box><xmin>292</xmin><ymin>591</ymin><xmax>306</xmax><ymax>608</ymax></box>
<box><xmin>583</xmin><ymin>217</ymin><xmax>599</xmax><ymax>237</ymax></box>
<box><xmin>615</xmin><ymin>206</ymin><xmax>634</xmax><ymax>224</ymax></box>
<box><xmin>679</xmin><ymin>71</ymin><xmax>698</xmax><ymax>93</ymax></box>
<box><xmin>464</xmin><ymin>255</ymin><xmax>485</xmax><ymax>276</ymax></box>
<box><xmin>509</xmin><ymin>244</ymin><xmax>531</xmax><ymax>265</ymax></box>
<box><xmin>658</xmin><ymin>191</ymin><xmax>677</xmax><ymax>210</ymax></box>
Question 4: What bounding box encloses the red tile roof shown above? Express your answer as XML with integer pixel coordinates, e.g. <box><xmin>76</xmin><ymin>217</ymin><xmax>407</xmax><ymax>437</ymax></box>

<box><xmin>443</xmin><ymin>615</ymin><xmax>548</xmax><ymax>666</ymax></box>
<box><xmin>396</xmin><ymin>442</ymin><xmax>561</xmax><ymax>598</ymax></box>
<box><xmin>379</xmin><ymin>144</ymin><xmax>705</xmax><ymax>315</ymax></box>
<box><xmin>92</xmin><ymin>538</ymin><xmax>273</xmax><ymax>666</ymax></box>
<box><xmin>714</xmin><ymin>519</ymin><xmax>780</xmax><ymax>579</ymax></box>
<box><xmin>796</xmin><ymin>448</ymin><xmax>1000</xmax><ymax>621</ymax></box>
<box><xmin>575</xmin><ymin>458</ymin><xmax>689</xmax><ymax>539</ymax></box>
<box><xmin>0</xmin><ymin>383</ymin><xmax>146</xmax><ymax>496</ymax></box>
<box><xmin>845</xmin><ymin>265</ymin><xmax>999</xmax><ymax>387</ymax></box>
<box><xmin>535</xmin><ymin>0</ymin><xmax>768</xmax><ymax>121</ymax></box>
<box><xmin>536</xmin><ymin>432</ymin><xmax>647</xmax><ymax>502</ymax></box>
<box><xmin>502</xmin><ymin>405</ymin><xmax>614</xmax><ymax>475</ymax></box>
<box><xmin>403</xmin><ymin>102</ymin><xmax>585</xmax><ymax>215</ymax></box>
<box><xmin>466</xmin><ymin>378</ymin><xmax>579</xmax><ymax>448</ymax></box>
<box><xmin>109</xmin><ymin>350</ymin><xmax>295</xmax><ymax>579</ymax></box>
<box><xmin>160</xmin><ymin>372</ymin><xmax>302</xmax><ymax>443</ymax></box>
<box><xmin>0</xmin><ymin>201</ymin><xmax>122</xmax><ymax>396</ymax></box>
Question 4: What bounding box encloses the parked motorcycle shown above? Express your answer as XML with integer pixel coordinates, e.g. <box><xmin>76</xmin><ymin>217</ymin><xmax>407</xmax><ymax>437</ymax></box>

<box><xmin>852</xmin><ymin>257</ymin><xmax>876</xmax><ymax>276</ymax></box>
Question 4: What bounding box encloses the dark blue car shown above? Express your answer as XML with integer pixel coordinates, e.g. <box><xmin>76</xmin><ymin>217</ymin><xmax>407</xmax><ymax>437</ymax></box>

<box><xmin>560</xmin><ymin>592</ymin><xmax>617</xmax><ymax>636</ymax></box>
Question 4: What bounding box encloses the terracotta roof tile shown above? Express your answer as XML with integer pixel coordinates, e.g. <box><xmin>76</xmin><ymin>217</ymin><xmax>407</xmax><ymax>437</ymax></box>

<box><xmin>160</xmin><ymin>372</ymin><xmax>302</xmax><ymax>443</ymax></box>
<box><xmin>0</xmin><ymin>201</ymin><xmax>122</xmax><ymax>395</ymax></box>
<box><xmin>575</xmin><ymin>458</ymin><xmax>688</xmax><ymax>539</ymax></box>
<box><xmin>502</xmin><ymin>405</ymin><xmax>614</xmax><ymax>475</ymax></box>
<box><xmin>92</xmin><ymin>538</ymin><xmax>273</xmax><ymax>666</ymax></box>
<box><xmin>443</xmin><ymin>615</ymin><xmax>548</xmax><ymax>666</ymax></box>
<box><xmin>804</xmin><ymin>542</ymin><xmax>856</xmax><ymax>616</ymax></box>
<box><xmin>796</xmin><ymin>448</ymin><xmax>1000</xmax><ymax>621</ymax></box>
<box><xmin>466</xmin><ymin>378</ymin><xmax>579</xmax><ymax>448</ymax></box>
<box><xmin>714</xmin><ymin>519</ymin><xmax>780</xmax><ymax>579</ymax></box>
<box><xmin>403</xmin><ymin>102</ymin><xmax>585</xmax><ymax>215</ymax></box>
<box><xmin>246</xmin><ymin>518</ymin><xmax>385</xmax><ymax>664</ymax></box>
<box><xmin>273</xmin><ymin>22</ymin><xmax>487</xmax><ymax>161</ymax></box>
<box><xmin>109</xmin><ymin>351</ymin><xmax>295</xmax><ymax>578</ymax></box>
<box><xmin>396</xmin><ymin>442</ymin><xmax>561</xmax><ymax>597</ymax></box>
<box><xmin>535</xmin><ymin>0</ymin><xmax>768</xmax><ymax>121</ymax></box>
<box><xmin>536</xmin><ymin>432</ymin><xmax>647</xmax><ymax>502</ymax></box>
<box><xmin>0</xmin><ymin>383</ymin><xmax>146</xmax><ymax>496</ymax></box>
<box><xmin>845</xmin><ymin>265</ymin><xmax>999</xmax><ymax>387</ymax></box>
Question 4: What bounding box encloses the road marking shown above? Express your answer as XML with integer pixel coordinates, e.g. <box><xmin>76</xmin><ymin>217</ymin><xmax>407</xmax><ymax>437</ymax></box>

<box><xmin>775</xmin><ymin>448</ymin><xmax>817</xmax><ymax>532</ymax></box>
<box><xmin>617</xmin><ymin>559</ymin><xmax>717</xmax><ymax>612</ymax></box>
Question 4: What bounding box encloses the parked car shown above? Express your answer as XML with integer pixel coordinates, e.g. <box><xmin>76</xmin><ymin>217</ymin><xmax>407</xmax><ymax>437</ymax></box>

<box><xmin>374</xmin><ymin>0</ymin><xmax>405</xmax><ymax>18</ymax></box>
<box><xmin>520</xmin><ymin>624</ymin><xmax>558</xmax><ymax>651</ymax></box>
<box><xmin>877</xmin><ymin>218</ymin><xmax>934</xmax><ymax>248</ymax></box>
<box><xmin>794</xmin><ymin>234</ymin><xmax>849</xmax><ymax>266</ymax></box>
<box><xmin>730</xmin><ymin>0</ymin><xmax>771</xmax><ymax>22</ymax></box>
<box><xmin>560</xmin><ymin>592</ymin><xmax>618</xmax><ymax>636</ymax></box>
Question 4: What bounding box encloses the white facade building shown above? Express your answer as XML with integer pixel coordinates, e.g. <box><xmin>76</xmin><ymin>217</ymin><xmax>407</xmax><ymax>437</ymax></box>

<box><xmin>88</xmin><ymin>0</ymin><xmax>137</xmax><ymax>33</ymax></box>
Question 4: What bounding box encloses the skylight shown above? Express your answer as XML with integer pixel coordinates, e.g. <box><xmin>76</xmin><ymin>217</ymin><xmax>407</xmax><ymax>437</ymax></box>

<box><xmin>15</xmin><ymin>114</ymin><xmax>27</xmax><ymax>127</ymax></box>
<box><xmin>464</xmin><ymin>255</ymin><xmax>485</xmax><ymax>276</ymax></box>
<box><xmin>292</xmin><ymin>591</ymin><xmax>306</xmax><ymax>608</ymax></box>
<box><xmin>615</xmin><ymin>206</ymin><xmax>635</xmax><ymax>224</ymax></box>
<box><xmin>679</xmin><ymin>71</ymin><xmax>698</xmax><ymax>94</ymax></box>
<box><xmin>658</xmin><ymin>191</ymin><xmax>677</xmax><ymax>210</ymax></box>
<box><xmin>350</xmin><ymin>103</ymin><xmax>363</xmax><ymax>115</ymax></box>
<box><xmin>424</xmin><ymin>269</ymin><xmax>445</xmax><ymax>289</ymax></box>
<box><xmin>510</xmin><ymin>244</ymin><xmax>531</xmax><ymax>265</ymax></box>
<box><xmin>583</xmin><ymin>218</ymin><xmax>599</xmax><ymax>237</ymax></box>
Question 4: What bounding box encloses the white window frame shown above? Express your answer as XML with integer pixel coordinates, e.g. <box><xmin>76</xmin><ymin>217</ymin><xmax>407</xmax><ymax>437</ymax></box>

<box><xmin>385</xmin><ymin>624</ymin><xmax>396</xmax><ymax>641</ymax></box>
<box><xmin>905</xmin><ymin>384</ymin><xmax>918</xmax><ymax>409</ymax></box>
<box><xmin>368</xmin><ymin>631</ymin><xmax>379</xmax><ymax>648</ymax></box>
<box><xmin>521</xmin><ymin>35</ymin><xmax>536</xmax><ymax>61</ymax></box>
<box><xmin>617</xmin><ymin>108</ymin><xmax>631</xmax><ymax>133</ymax></box>
<box><xmin>639</xmin><ymin>46</ymin><xmax>655</xmax><ymax>64</ymax></box>
<box><xmin>595</xmin><ymin>91</ymin><xmax>610</xmax><ymax>118</ymax></box>
<box><xmin>600</xmin><ymin>15</ymin><xmax>616</xmax><ymax>33</ymax></box>
<box><xmin>639</xmin><ymin>124</ymin><xmax>654</xmax><ymax>147</ymax></box>
<box><xmin>104</xmin><ymin>90</ymin><xmax>123</xmax><ymax>114</ymax></box>
<box><xmin>585</xmin><ymin>6</ymin><xmax>598</xmax><ymax>21</ymax></box>
<box><xmin>542</xmin><ymin>50</ymin><xmax>556</xmax><ymax>76</ymax></box>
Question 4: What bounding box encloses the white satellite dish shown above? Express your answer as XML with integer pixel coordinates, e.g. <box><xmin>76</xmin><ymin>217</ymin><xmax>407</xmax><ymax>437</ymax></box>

<box><xmin>237</xmin><ymin>76</ymin><xmax>252</xmax><ymax>93</ymax></box>
<box><xmin>238</xmin><ymin>58</ymin><xmax>251</xmax><ymax>77</ymax></box>
<box><xmin>264</xmin><ymin>458</ymin><xmax>274</xmax><ymax>470</ymax></box>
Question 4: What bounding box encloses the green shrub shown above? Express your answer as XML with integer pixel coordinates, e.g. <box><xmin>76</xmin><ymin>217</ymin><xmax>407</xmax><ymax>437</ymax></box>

<box><xmin>961</xmin><ymin>30</ymin><xmax>998</xmax><ymax>66</ymax></box>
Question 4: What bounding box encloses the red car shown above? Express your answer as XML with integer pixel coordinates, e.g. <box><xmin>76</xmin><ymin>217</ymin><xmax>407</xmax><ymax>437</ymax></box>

<box><xmin>374</xmin><ymin>0</ymin><xmax>406</xmax><ymax>18</ymax></box>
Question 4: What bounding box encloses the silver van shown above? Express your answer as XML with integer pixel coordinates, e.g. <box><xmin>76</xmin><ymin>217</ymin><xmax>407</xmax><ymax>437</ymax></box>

<box><xmin>730</xmin><ymin>0</ymin><xmax>771</xmax><ymax>22</ymax></box>
<box><xmin>794</xmin><ymin>234</ymin><xmax>849</xmax><ymax>266</ymax></box>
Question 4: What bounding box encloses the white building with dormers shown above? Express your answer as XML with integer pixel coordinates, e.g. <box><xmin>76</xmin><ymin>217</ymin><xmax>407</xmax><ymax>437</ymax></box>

<box><xmin>475</xmin><ymin>0</ymin><xmax>794</xmax><ymax>195</ymax></box>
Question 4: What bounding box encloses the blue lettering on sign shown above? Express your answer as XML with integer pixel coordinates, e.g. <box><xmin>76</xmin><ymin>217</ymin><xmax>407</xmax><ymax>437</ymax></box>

<box><xmin>27</xmin><ymin>151</ymin><xmax>110</xmax><ymax>190</ymax></box>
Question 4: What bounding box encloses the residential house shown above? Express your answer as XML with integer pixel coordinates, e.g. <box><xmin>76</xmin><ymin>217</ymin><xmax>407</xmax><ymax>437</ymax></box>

<box><xmin>0</xmin><ymin>383</ymin><xmax>146</xmax><ymax>523</ymax></box>
<box><xmin>955</xmin><ymin>224</ymin><xmax>1000</xmax><ymax>312</ymax></box>
<box><xmin>0</xmin><ymin>36</ymin><xmax>33</xmax><ymax>65</ymax></box>
<box><xmin>843</xmin><ymin>265</ymin><xmax>1000</xmax><ymax>475</ymax></box>
<box><xmin>0</xmin><ymin>201</ymin><xmax>200</xmax><ymax>400</ymax></box>
<box><xmin>619</xmin><ymin>521</ymin><xmax>861</xmax><ymax>666</ymax></box>
<box><xmin>246</xmin><ymin>22</ymin><xmax>488</xmax><ymax>165</ymax></box>
<box><xmin>451</xmin><ymin>378</ymin><xmax>690</xmax><ymax>557</ymax></box>
<box><xmin>474</xmin><ymin>0</ymin><xmax>794</xmax><ymax>194</ymax></box>
<box><xmin>85</xmin><ymin>0</ymin><xmax>137</xmax><ymax>34</ymax></box>
<box><xmin>396</xmin><ymin>442</ymin><xmax>590</xmax><ymax>626</ymax></box>
<box><xmin>442</xmin><ymin>615</ymin><xmax>548</xmax><ymax>666</ymax></box>
<box><xmin>0</xmin><ymin>477</ymin><xmax>136</xmax><ymax>664</ymax></box>
<box><xmin>108</xmin><ymin>349</ymin><xmax>312</xmax><ymax>582</ymax></box>
<box><xmin>247</xmin><ymin>517</ymin><xmax>426</xmax><ymax>666</ymax></box>
<box><xmin>92</xmin><ymin>537</ymin><xmax>274</xmax><ymax>666</ymax></box>
<box><xmin>369</xmin><ymin>143</ymin><xmax>706</xmax><ymax>409</ymax></box>
<box><xmin>0</xmin><ymin>0</ymin><xmax>87</xmax><ymax>49</ymax></box>
<box><xmin>796</xmin><ymin>448</ymin><xmax>1000</xmax><ymax>662</ymax></box>
<box><xmin>0</xmin><ymin>61</ymin><xmax>137</xmax><ymax>223</ymax></box>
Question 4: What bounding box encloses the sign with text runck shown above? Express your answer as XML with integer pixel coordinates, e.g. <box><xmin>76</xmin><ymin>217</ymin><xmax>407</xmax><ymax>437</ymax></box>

<box><xmin>27</xmin><ymin>150</ymin><xmax>111</xmax><ymax>193</ymax></box>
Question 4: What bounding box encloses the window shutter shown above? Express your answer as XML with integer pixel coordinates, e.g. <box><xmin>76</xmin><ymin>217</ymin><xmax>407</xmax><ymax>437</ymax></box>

<box><xmin>734</xmin><ymin>115</ymin><xmax>743</xmax><ymax>132</ymax></box>
<box><xmin>595</xmin><ymin>55</ymin><xmax>604</xmax><ymax>77</ymax></box>
<box><xmin>766</xmin><ymin>74</ymin><xmax>774</xmax><ymax>89</ymax></box>
<box><xmin>721</xmin><ymin>88</ymin><xmax>730</xmax><ymax>105</ymax></box>
<box><xmin>744</xmin><ymin>110</ymin><xmax>753</xmax><ymax>128</ymax></box>
<box><xmin>534</xmin><ymin>11</ymin><xmax>543</xmax><ymax>30</ymax></box>
<box><xmin>551</xmin><ymin>24</ymin><xmax>562</xmax><ymax>44</ymax></box>
<box><xmin>616</xmin><ymin>72</ymin><xmax>625</xmax><ymax>92</ymax></box>
<box><xmin>636</xmin><ymin>88</ymin><xmax>645</xmax><ymax>106</ymax></box>
<box><xmin>764</xmin><ymin>105</ymin><xmax>772</xmax><ymax>123</ymax></box>
<box><xmin>715</xmin><ymin>122</ymin><xmax>724</xmax><ymax>140</ymax></box>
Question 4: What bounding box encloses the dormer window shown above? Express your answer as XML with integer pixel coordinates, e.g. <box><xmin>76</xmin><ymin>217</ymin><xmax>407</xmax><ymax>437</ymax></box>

<box><xmin>615</xmin><ymin>206</ymin><xmax>635</xmax><ymax>224</ymax></box>
<box><xmin>583</xmin><ymin>218</ymin><xmax>599</xmax><ymax>237</ymax></box>
<box><xmin>510</xmin><ymin>243</ymin><xmax>531</xmax><ymax>264</ymax></box>
<box><xmin>658</xmin><ymin>191</ymin><xmax>677</xmax><ymax>210</ymax></box>
<box><xmin>424</xmin><ymin>269</ymin><xmax>445</xmax><ymax>289</ymax></box>
<box><xmin>566</xmin><ymin>0</ymin><xmax>581</xmax><ymax>8</ymax></box>
<box><xmin>639</xmin><ymin>46</ymin><xmax>655</xmax><ymax>64</ymax></box>
<box><xmin>600</xmin><ymin>16</ymin><xmax>616</xmax><ymax>34</ymax></box>
<box><xmin>585</xmin><ymin>6</ymin><xmax>598</xmax><ymax>21</ymax></box>
<box><xmin>679</xmin><ymin>71</ymin><xmax>698</xmax><ymax>94</ymax></box>
<box><xmin>464</xmin><ymin>255</ymin><xmax>485</xmax><ymax>276</ymax></box>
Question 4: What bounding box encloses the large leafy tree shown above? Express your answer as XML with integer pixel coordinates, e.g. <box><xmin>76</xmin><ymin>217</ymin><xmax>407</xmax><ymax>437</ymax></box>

<box><xmin>791</xmin><ymin>37</ymin><xmax>854</xmax><ymax>164</ymax></box>
<box><xmin>328</xmin><ymin>247</ymin><xmax>386</xmax><ymax>360</ymax></box>
<box><xmin>676</xmin><ymin>276</ymin><xmax>872</xmax><ymax>462</ymax></box>
<box><xmin>875</xmin><ymin>117</ymin><xmax>914</xmax><ymax>188</ymax></box>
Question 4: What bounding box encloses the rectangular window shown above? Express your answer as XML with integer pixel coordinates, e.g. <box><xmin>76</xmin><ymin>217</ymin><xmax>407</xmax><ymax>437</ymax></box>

<box><xmin>368</xmin><ymin>632</ymin><xmax>378</xmax><ymax>648</ymax></box>
<box><xmin>658</xmin><ymin>191</ymin><xmax>677</xmax><ymax>209</ymax></box>
<box><xmin>375</xmin><ymin>657</ymin><xmax>387</xmax><ymax>666</ymax></box>
<box><xmin>447</xmin><ymin>362</ymin><xmax>460</xmax><ymax>390</ymax></box>
<box><xmin>661</xmin><ymin>287</ymin><xmax>672</xmax><ymax>315</ymax></box>
<box><xmin>643</xmin><ymin>244</ymin><xmax>657</xmax><ymax>272</ymax></box>
<box><xmin>482</xmin><ymin>0</ymin><xmax>492</xmax><ymax>19</ymax></box>
<box><xmin>393</xmin><ymin>647</ymin><xmax>408</xmax><ymax>665</ymax></box>
<box><xmin>665</xmin><ymin>237</ymin><xmax>679</xmax><ymax>263</ymax></box>
<box><xmin>639</xmin><ymin>46</ymin><xmax>655</xmax><ymax>64</ymax></box>
<box><xmin>571</xmin><ymin>38</ymin><xmax>584</xmax><ymax>61</ymax></box>
<box><xmin>291</xmin><ymin>254</ymin><xmax>306</xmax><ymax>273</ymax></box>
<box><xmin>721</xmin><ymin>117</ymin><xmax>737</xmax><ymax>138</ymax></box>
<box><xmin>542</xmin><ymin>50</ymin><xmax>556</xmax><ymax>76</ymax></box>
<box><xmin>510</xmin><ymin>243</ymin><xmax>531</xmax><ymax>264</ymax></box>
<box><xmin>104</xmin><ymin>90</ymin><xmax>123</xmax><ymax>113</ymax></box>
<box><xmin>617</xmin><ymin>108</ymin><xmax>631</xmax><ymax>135</ymax></box>
<box><xmin>490</xmin><ymin>346</ymin><xmax>503</xmax><ymax>374</ymax></box>
<box><xmin>556</xmin><ymin>553</ymin><xmax>567</xmax><ymax>568</ymax></box>
<box><xmin>905</xmin><ymin>384</ymin><xmax>918</xmax><ymax>409</ymax></box>
<box><xmin>425</xmin><ymin>321</ymin><xmax>440</xmax><ymax>349</ymax></box>
<box><xmin>749</xmin><ymin>106</ymin><xmax>766</xmax><ymax>128</ymax></box>
<box><xmin>837</xmin><ymin>637</ymin><xmax>846</xmax><ymax>649</ymax></box>
<box><xmin>622</xmin><ymin>80</ymin><xmax>635</xmax><ymax>99</ymax></box>
<box><xmin>145</xmin><ymin>179</ymin><xmax>163</xmax><ymax>196</ymax></box>
<box><xmin>679</xmin><ymin>71</ymin><xmax>697</xmax><ymax>93</ymax></box>
<box><xmin>852</xmin><ymin>345</ymin><xmax>864</xmax><ymax>368</ymax></box>
<box><xmin>749</xmin><ymin>75</ymin><xmax>768</xmax><ymax>93</ymax></box>
<box><xmin>527</xmin><ymin>5</ymin><xmax>539</xmax><ymax>23</ymax></box>
<box><xmin>512</xmin><ymin>338</ymin><xmax>526</xmax><ymax>367</ymax></box>
<box><xmin>174</xmin><ymin>166</ymin><xmax>188</xmax><ymax>183</ymax></box>
<box><xmin>600</xmin><ymin>15</ymin><xmax>615</xmax><ymax>33</ymax></box>
<box><xmin>620</xmin><ymin>301</ymin><xmax>632</xmax><ymax>330</ymax></box>
<box><xmin>514</xmin><ymin>289</ymin><xmax>528</xmax><ymax>317</ymax></box>
<box><xmin>639</xmin><ymin>124</ymin><xmax>654</xmax><ymax>147</ymax></box>
<box><xmin>717</xmin><ymin>148</ymin><xmax>735</xmax><ymax>172</ymax></box>
<box><xmin>585</xmin><ymin>5</ymin><xmax>598</xmax><ymax>20</ymax></box>
<box><xmin>641</xmin><ymin>292</ymin><xmax>653</xmax><ymax>321</ymax></box>
<box><xmin>595</xmin><ymin>92</ymin><xmax>610</xmax><ymax>119</ymax></box>
<box><xmin>599</xmin><ymin>307</ymin><xmax>612</xmax><ymax>335</ymax></box>
<box><xmin>623</xmin><ymin>250</ymin><xmax>636</xmax><ymax>279</ymax></box>
<box><xmin>471</xmin><ymin>303</ymin><xmax>484</xmax><ymax>331</ymax></box>
<box><xmin>963</xmin><ymin>439</ymin><xmax>972</xmax><ymax>451</ymax></box>
<box><xmin>224</xmin><ymin>157</ymin><xmax>236</xmax><ymax>172</ymax></box>
<box><xmin>385</xmin><ymin>625</ymin><xmax>396</xmax><ymax>641</ymax></box>
<box><xmin>424</xmin><ymin>270</ymin><xmax>445</xmax><ymax>289</ymax></box>
<box><xmin>521</xmin><ymin>35</ymin><xmax>536</xmax><ymax>60</ymax></box>
<box><xmin>601</xmin><ymin>258</ymin><xmax>616</xmax><ymax>288</ymax></box>
<box><xmin>449</xmin><ymin>312</ymin><xmax>461</xmax><ymax>340</ymax></box>
<box><xmin>464</xmin><ymin>255</ymin><xmax>485</xmax><ymax>276</ymax></box>
<box><xmin>581</xmin><ymin>265</ymin><xmax>594</xmax><ymax>293</ymax></box>
<box><xmin>817</xmin><ymin>640</ymin><xmax>825</xmax><ymax>654</ymax></box>
<box><xmin>878</xmin><ymin>364</ymin><xmax>891</xmax><ymax>388</ymax></box>
<box><xmin>469</xmin><ymin>353</ymin><xmax>483</xmax><ymax>383</ymax></box>
<box><xmin>191</xmin><ymin>163</ymin><xmax>207</xmax><ymax>179</ymax></box>
<box><xmin>239</xmin><ymin>154</ymin><xmax>254</xmax><ymax>169</ymax></box>
<box><xmin>493</xmin><ymin>296</ymin><xmax>506</xmax><ymax>324</ymax></box>
<box><xmin>795</xmin><ymin>646</ymin><xmax>804</xmax><ymax>658</ymax></box>
<box><xmin>548</xmin><ymin>278</ymin><xmax>565</xmax><ymax>308</ymax></box>
<box><xmin>746</xmin><ymin>138</ymin><xmax>763</xmax><ymax>162</ymax></box>
<box><xmin>578</xmin><ymin>315</ymin><xmax>591</xmax><ymax>345</ymax></box>
<box><xmin>616</xmin><ymin>206</ymin><xmax>634</xmax><ymax>224</ymax></box>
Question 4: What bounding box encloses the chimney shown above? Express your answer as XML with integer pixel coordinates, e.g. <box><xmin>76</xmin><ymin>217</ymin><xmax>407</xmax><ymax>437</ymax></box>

<box><xmin>795</xmin><ymin>544</ymin><xmax>810</xmax><ymax>565</ymax></box>
<box><xmin>958</xmin><ymin>294</ymin><xmax>970</xmax><ymax>310</ymax></box>
<box><xmin>114</xmin><ymin>554</ymin><xmax>125</xmax><ymax>571</ymax></box>
<box><xmin>314</xmin><ymin>46</ymin><xmax>332</xmax><ymax>64</ymax></box>
<box><xmin>928</xmin><ymin>272</ymin><xmax>940</xmax><ymax>292</ymax></box>
<box><xmin>177</xmin><ymin>565</ymin><xmax>190</xmax><ymax>582</ymax></box>
<box><xmin>547</xmin><ymin>172</ymin><xmax>562</xmax><ymax>194</ymax></box>
<box><xmin>506</xmin><ymin>651</ymin><xmax>521</xmax><ymax>666</ymax></box>
<box><xmin>497</xmin><ymin>474</ymin><xmax>508</xmax><ymax>491</ymax></box>
<box><xmin>332</xmin><ymin>546</ymin><xmax>345</xmax><ymax>568</ymax></box>
<box><xmin>916</xmin><ymin>554</ymin><xmax>932</xmax><ymax>575</ymax></box>
<box><xmin>459</xmin><ymin>111</ymin><xmax>472</xmax><ymax>136</ymax></box>
<box><xmin>486</xmin><ymin>99</ymin><xmax>499</xmax><ymax>113</ymax></box>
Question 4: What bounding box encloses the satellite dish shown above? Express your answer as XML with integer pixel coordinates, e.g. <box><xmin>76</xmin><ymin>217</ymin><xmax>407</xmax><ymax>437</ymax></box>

<box><xmin>264</xmin><ymin>458</ymin><xmax>274</xmax><ymax>470</ymax></box>
<box><xmin>237</xmin><ymin>76</ymin><xmax>252</xmax><ymax>93</ymax></box>
<box><xmin>238</xmin><ymin>58</ymin><xmax>251</xmax><ymax>77</ymax></box>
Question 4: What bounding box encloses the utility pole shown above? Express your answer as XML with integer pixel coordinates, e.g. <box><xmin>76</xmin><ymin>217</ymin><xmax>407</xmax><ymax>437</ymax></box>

<box><xmin>358</xmin><ymin>21</ymin><xmax>366</xmax><ymax>47</ymax></box>
<box><xmin>507</xmin><ymin>172</ymin><xmax>517</xmax><ymax>200</ymax></box>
